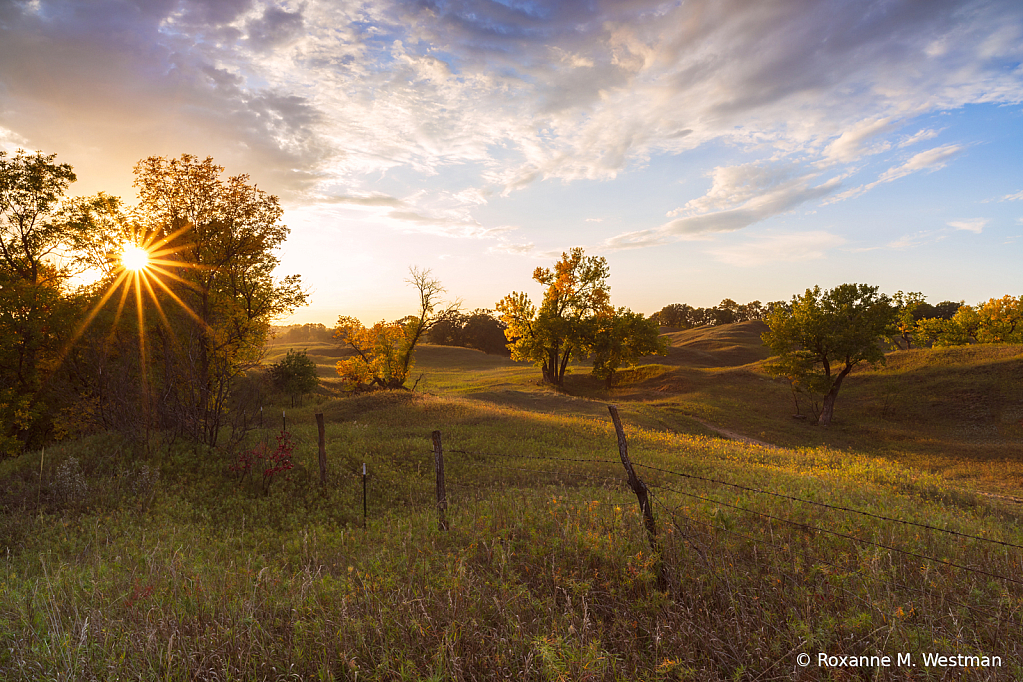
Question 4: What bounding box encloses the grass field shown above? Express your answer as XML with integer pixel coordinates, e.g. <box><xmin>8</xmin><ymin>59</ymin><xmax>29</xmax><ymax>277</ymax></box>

<box><xmin>2</xmin><ymin>329</ymin><xmax>1022</xmax><ymax>679</ymax></box>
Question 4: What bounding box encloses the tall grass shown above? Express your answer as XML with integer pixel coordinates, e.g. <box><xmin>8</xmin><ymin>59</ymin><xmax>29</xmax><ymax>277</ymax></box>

<box><xmin>3</xmin><ymin>390</ymin><xmax>1023</xmax><ymax>679</ymax></box>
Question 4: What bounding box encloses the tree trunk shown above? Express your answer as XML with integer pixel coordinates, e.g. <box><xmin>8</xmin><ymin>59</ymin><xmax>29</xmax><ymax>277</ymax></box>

<box><xmin>817</xmin><ymin>362</ymin><xmax>854</xmax><ymax>426</ymax></box>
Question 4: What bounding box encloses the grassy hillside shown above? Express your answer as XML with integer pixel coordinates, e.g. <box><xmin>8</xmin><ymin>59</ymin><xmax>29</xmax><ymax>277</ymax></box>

<box><xmin>3</xmin><ymin>330</ymin><xmax>1022</xmax><ymax>679</ymax></box>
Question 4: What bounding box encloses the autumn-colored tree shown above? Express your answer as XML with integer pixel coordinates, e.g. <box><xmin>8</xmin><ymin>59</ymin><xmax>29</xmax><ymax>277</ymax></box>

<box><xmin>589</xmin><ymin>308</ymin><xmax>666</xmax><ymax>388</ymax></box>
<box><xmin>976</xmin><ymin>295</ymin><xmax>1023</xmax><ymax>343</ymax></box>
<box><xmin>497</xmin><ymin>248</ymin><xmax>611</xmax><ymax>386</ymax></box>
<box><xmin>913</xmin><ymin>304</ymin><xmax>980</xmax><ymax>347</ymax></box>
<box><xmin>763</xmin><ymin>284</ymin><xmax>896</xmax><ymax>426</ymax></box>
<box><xmin>129</xmin><ymin>154</ymin><xmax>307</xmax><ymax>445</ymax></box>
<box><xmin>334</xmin><ymin>268</ymin><xmax>456</xmax><ymax>390</ymax></box>
<box><xmin>889</xmin><ymin>291</ymin><xmax>926</xmax><ymax>350</ymax></box>
<box><xmin>0</xmin><ymin>150</ymin><xmax>84</xmax><ymax>454</ymax></box>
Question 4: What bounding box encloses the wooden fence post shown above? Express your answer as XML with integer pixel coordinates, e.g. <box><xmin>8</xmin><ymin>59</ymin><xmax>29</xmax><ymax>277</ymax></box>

<box><xmin>608</xmin><ymin>404</ymin><xmax>667</xmax><ymax>590</ymax></box>
<box><xmin>315</xmin><ymin>413</ymin><xmax>327</xmax><ymax>486</ymax></box>
<box><xmin>432</xmin><ymin>430</ymin><xmax>448</xmax><ymax>531</ymax></box>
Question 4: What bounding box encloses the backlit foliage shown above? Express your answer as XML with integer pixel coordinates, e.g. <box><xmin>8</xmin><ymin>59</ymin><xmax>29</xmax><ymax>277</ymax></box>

<box><xmin>334</xmin><ymin>268</ymin><xmax>456</xmax><ymax>390</ymax></box>
<box><xmin>497</xmin><ymin>248</ymin><xmax>612</xmax><ymax>386</ymax></box>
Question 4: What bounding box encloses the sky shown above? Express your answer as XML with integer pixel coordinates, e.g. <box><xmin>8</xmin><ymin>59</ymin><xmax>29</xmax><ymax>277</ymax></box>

<box><xmin>1</xmin><ymin>0</ymin><xmax>1021</xmax><ymax>325</ymax></box>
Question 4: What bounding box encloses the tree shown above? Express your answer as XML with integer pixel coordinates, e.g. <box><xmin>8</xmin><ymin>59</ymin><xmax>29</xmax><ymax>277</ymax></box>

<box><xmin>652</xmin><ymin>303</ymin><xmax>694</xmax><ymax>328</ymax></box>
<box><xmin>0</xmin><ymin>150</ymin><xmax>83</xmax><ymax>454</ymax></box>
<box><xmin>129</xmin><ymin>154</ymin><xmax>307</xmax><ymax>445</ymax></box>
<box><xmin>590</xmin><ymin>308</ymin><xmax>666</xmax><ymax>388</ymax></box>
<box><xmin>914</xmin><ymin>304</ymin><xmax>979</xmax><ymax>347</ymax></box>
<box><xmin>763</xmin><ymin>284</ymin><xmax>896</xmax><ymax>426</ymax></box>
<box><xmin>889</xmin><ymin>291</ymin><xmax>926</xmax><ymax>350</ymax></box>
<box><xmin>977</xmin><ymin>295</ymin><xmax>1023</xmax><ymax>343</ymax></box>
<box><xmin>497</xmin><ymin>248</ymin><xmax>611</xmax><ymax>386</ymax></box>
<box><xmin>269</xmin><ymin>349</ymin><xmax>320</xmax><ymax>406</ymax></box>
<box><xmin>334</xmin><ymin>267</ymin><xmax>456</xmax><ymax>390</ymax></box>
<box><xmin>462</xmin><ymin>309</ymin><xmax>511</xmax><ymax>355</ymax></box>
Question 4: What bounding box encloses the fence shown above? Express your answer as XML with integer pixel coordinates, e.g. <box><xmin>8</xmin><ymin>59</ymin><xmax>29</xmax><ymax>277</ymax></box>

<box><xmin>305</xmin><ymin>404</ymin><xmax>1023</xmax><ymax>626</ymax></box>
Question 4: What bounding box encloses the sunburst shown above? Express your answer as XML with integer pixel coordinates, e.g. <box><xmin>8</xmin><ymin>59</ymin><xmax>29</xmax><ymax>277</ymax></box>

<box><xmin>62</xmin><ymin>224</ymin><xmax>212</xmax><ymax>391</ymax></box>
<box><xmin>120</xmin><ymin>243</ymin><xmax>150</xmax><ymax>272</ymax></box>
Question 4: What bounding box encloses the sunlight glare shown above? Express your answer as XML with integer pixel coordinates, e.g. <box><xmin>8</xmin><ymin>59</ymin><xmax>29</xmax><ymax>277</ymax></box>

<box><xmin>121</xmin><ymin>243</ymin><xmax>150</xmax><ymax>271</ymax></box>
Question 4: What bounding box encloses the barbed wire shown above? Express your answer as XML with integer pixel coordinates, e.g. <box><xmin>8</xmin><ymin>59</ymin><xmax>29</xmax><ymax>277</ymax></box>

<box><xmin>633</xmin><ymin>461</ymin><xmax>1023</xmax><ymax>552</ymax></box>
<box><xmin>447</xmin><ymin>448</ymin><xmax>620</xmax><ymax>466</ymax></box>
<box><xmin>648</xmin><ymin>491</ymin><xmax>1006</xmax><ymax>622</ymax></box>
<box><xmin>647</xmin><ymin>480</ymin><xmax>1023</xmax><ymax>587</ymax></box>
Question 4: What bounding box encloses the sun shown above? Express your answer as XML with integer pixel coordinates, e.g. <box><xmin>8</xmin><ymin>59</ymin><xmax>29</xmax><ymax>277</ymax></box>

<box><xmin>121</xmin><ymin>243</ymin><xmax>150</xmax><ymax>271</ymax></box>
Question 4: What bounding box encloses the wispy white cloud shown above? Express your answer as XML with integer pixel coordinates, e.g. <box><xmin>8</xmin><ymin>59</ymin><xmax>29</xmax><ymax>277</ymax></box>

<box><xmin>1003</xmin><ymin>190</ymin><xmax>1023</xmax><ymax>201</ymax></box>
<box><xmin>707</xmin><ymin>231</ymin><xmax>847</xmax><ymax>267</ymax></box>
<box><xmin>898</xmin><ymin>128</ymin><xmax>942</xmax><ymax>148</ymax></box>
<box><xmin>606</xmin><ymin>162</ymin><xmax>839</xmax><ymax>249</ymax></box>
<box><xmin>887</xmin><ymin>230</ymin><xmax>947</xmax><ymax>249</ymax></box>
<box><xmin>823</xmin><ymin>118</ymin><xmax>895</xmax><ymax>163</ymax></box>
<box><xmin>1</xmin><ymin>0</ymin><xmax>1020</xmax><ymax>202</ymax></box>
<box><xmin>948</xmin><ymin>218</ymin><xmax>988</xmax><ymax>233</ymax></box>
<box><xmin>829</xmin><ymin>144</ymin><xmax>963</xmax><ymax>202</ymax></box>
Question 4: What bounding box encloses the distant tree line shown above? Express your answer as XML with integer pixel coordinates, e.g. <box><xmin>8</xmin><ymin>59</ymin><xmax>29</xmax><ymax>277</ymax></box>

<box><xmin>274</xmin><ymin>323</ymin><xmax>335</xmax><ymax>344</ymax></box>
<box><xmin>426</xmin><ymin>309</ymin><xmax>511</xmax><ymax>356</ymax></box>
<box><xmin>650</xmin><ymin>299</ymin><xmax>787</xmax><ymax>328</ymax></box>
<box><xmin>891</xmin><ymin>293</ymin><xmax>1020</xmax><ymax>349</ymax></box>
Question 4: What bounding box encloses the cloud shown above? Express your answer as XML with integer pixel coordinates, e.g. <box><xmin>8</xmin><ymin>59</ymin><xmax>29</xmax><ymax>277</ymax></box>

<box><xmin>606</xmin><ymin>162</ymin><xmax>839</xmax><ymax>249</ymax></box>
<box><xmin>887</xmin><ymin>230</ymin><xmax>947</xmax><ymax>249</ymax></box>
<box><xmin>823</xmin><ymin>118</ymin><xmax>895</xmax><ymax>163</ymax></box>
<box><xmin>707</xmin><ymin>231</ymin><xmax>847</xmax><ymax>267</ymax></box>
<box><xmin>898</xmin><ymin>128</ymin><xmax>942</xmax><ymax>148</ymax></box>
<box><xmin>830</xmin><ymin>144</ymin><xmax>963</xmax><ymax>202</ymax></box>
<box><xmin>948</xmin><ymin>218</ymin><xmax>988</xmax><ymax>233</ymax></box>
<box><xmin>876</xmin><ymin>145</ymin><xmax>963</xmax><ymax>183</ymax></box>
<box><xmin>488</xmin><ymin>240</ymin><xmax>537</xmax><ymax>256</ymax></box>
<box><xmin>247</xmin><ymin>5</ymin><xmax>306</xmax><ymax>50</ymax></box>
<box><xmin>1003</xmin><ymin>190</ymin><xmax>1023</xmax><ymax>201</ymax></box>
<box><xmin>0</xmin><ymin>0</ymin><xmax>1020</xmax><ymax>209</ymax></box>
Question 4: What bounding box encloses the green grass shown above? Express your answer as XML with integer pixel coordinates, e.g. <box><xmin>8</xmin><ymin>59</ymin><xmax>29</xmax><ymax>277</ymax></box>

<box><xmin>3</xmin><ymin>332</ymin><xmax>1023</xmax><ymax>679</ymax></box>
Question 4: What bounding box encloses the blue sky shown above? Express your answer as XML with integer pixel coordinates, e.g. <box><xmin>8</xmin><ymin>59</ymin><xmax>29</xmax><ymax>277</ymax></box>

<box><xmin>1</xmin><ymin>0</ymin><xmax>1021</xmax><ymax>324</ymax></box>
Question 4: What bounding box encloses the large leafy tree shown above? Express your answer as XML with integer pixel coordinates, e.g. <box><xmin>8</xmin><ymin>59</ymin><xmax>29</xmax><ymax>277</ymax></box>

<box><xmin>0</xmin><ymin>150</ymin><xmax>83</xmax><ymax>453</ymax></box>
<box><xmin>497</xmin><ymin>248</ymin><xmax>611</xmax><ymax>386</ymax></box>
<box><xmin>763</xmin><ymin>284</ymin><xmax>896</xmax><ymax>426</ymax></box>
<box><xmin>129</xmin><ymin>154</ymin><xmax>307</xmax><ymax>445</ymax></box>
<box><xmin>590</xmin><ymin>308</ymin><xmax>666</xmax><ymax>388</ymax></box>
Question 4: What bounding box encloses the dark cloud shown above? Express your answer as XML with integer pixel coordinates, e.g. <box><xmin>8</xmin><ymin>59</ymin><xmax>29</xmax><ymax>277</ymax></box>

<box><xmin>0</xmin><ymin>0</ymin><xmax>329</xmax><ymax>196</ymax></box>
<box><xmin>247</xmin><ymin>4</ymin><xmax>305</xmax><ymax>50</ymax></box>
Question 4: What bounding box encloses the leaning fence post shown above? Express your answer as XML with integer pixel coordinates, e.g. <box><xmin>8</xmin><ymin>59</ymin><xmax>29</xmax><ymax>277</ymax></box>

<box><xmin>608</xmin><ymin>404</ymin><xmax>667</xmax><ymax>590</ymax></box>
<box><xmin>432</xmin><ymin>430</ymin><xmax>448</xmax><ymax>531</ymax></box>
<box><xmin>315</xmin><ymin>413</ymin><xmax>327</xmax><ymax>486</ymax></box>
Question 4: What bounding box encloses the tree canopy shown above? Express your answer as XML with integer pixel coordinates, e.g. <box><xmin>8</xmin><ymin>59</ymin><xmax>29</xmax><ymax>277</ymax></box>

<box><xmin>590</xmin><ymin>308</ymin><xmax>666</xmax><ymax>388</ymax></box>
<box><xmin>497</xmin><ymin>248</ymin><xmax>612</xmax><ymax>386</ymax></box>
<box><xmin>334</xmin><ymin>268</ymin><xmax>456</xmax><ymax>390</ymax></box>
<box><xmin>269</xmin><ymin>349</ymin><xmax>320</xmax><ymax>406</ymax></box>
<box><xmin>763</xmin><ymin>283</ymin><xmax>896</xmax><ymax>426</ymax></box>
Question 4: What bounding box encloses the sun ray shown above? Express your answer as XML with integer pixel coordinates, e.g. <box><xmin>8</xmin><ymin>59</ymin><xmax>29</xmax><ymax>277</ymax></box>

<box><xmin>134</xmin><ymin>271</ymin><xmax>148</xmax><ymax>390</ymax></box>
<box><xmin>147</xmin><ymin>268</ymin><xmax>212</xmax><ymax>329</ymax></box>
<box><xmin>64</xmin><ymin>269</ymin><xmax>131</xmax><ymax>351</ymax></box>
<box><xmin>139</xmin><ymin>270</ymin><xmax>175</xmax><ymax>335</ymax></box>
<box><xmin>145</xmin><ymin>262</ymin><xmax>207</xmax><ymax>291</ymax></box>
<box><xmin>106</xmin><ymin>274</ymin><xmax>134</xmax><ymax>345</ymax></box>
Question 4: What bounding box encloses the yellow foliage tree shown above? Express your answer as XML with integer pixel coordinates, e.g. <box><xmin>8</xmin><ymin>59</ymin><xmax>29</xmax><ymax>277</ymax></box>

<box><xmin>333</xmin><ymin>268</ymin><xmax>456</xmax><ymax>390</ymax></box>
